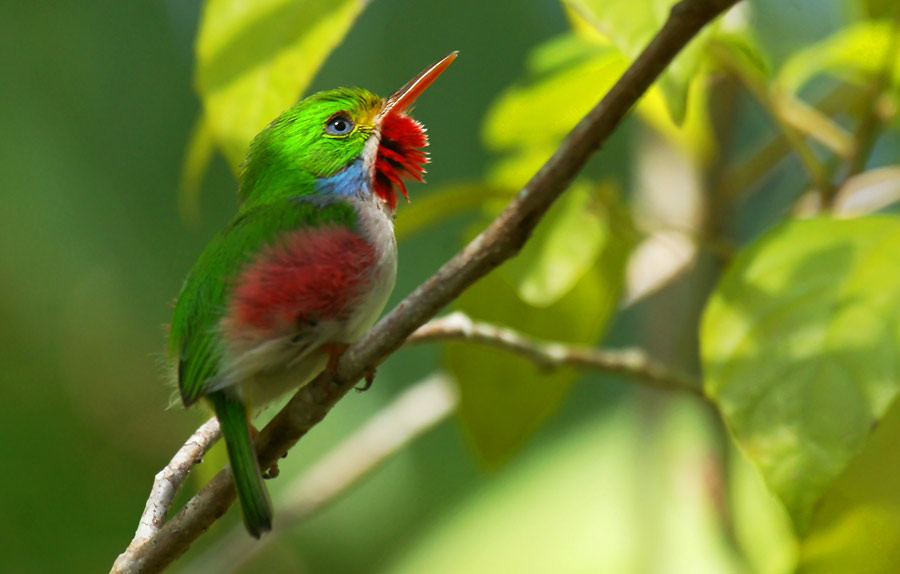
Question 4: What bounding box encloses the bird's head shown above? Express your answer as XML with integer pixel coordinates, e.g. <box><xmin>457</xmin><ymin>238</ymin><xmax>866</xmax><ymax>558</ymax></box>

<box><xmin>239</xmin><ymin>52</ymin><xmax>457</xmax><ymax>212</ymax></box>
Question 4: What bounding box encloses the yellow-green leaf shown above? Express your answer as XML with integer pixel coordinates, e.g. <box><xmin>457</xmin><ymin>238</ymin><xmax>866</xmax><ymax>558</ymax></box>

<box><xmin>499</xmin><ymin>180</ymin><xmax>633</xmax><ymax>307</ymax></box>
<box><xmin>778</xmin><ymin>20</ymin><xmax>900</xmax><ymax>96</ymax></box>
<box><xmin>446</xmin><ymin>268</ymin><xmax>613</xmax><ymax>465</ymax></box>
<box><xmin>195</xmin><ymin>0</ymin><xmax>371</xmax><ymax>171</ymax></box>
<box><xmin>702</xmin><ymin>216</ymin><xmax>900</xmax><ymax>531</ymax></box>
<box><xmin>484</xmin><ymin>32</ymin><xmax>713</xmax><ymax>167</ymax></box>
<box><xmin>483</xmin><ymin>41</ymin><xmax>626</xmax><ymax>154</ymax></box>
<box><xmin>562</xmin><ymin>0</ymin><xmax>715</xmax><ymax>123</ymax></box>
<box><xmin>796</xmin><ymin>397</ymin><xmax>900</xmax><ymax>574</ymax></box>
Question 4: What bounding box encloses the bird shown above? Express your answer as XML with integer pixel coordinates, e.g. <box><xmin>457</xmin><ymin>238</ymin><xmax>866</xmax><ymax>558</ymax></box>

<box><xmin>168</xmin><ymin>52</ymin><xmax>457</xmax><ymax>537</ymax></box>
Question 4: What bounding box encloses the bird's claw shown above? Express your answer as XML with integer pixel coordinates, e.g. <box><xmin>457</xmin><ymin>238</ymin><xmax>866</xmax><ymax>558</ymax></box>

<box><xmin>355</xmin><ymin>368</ymin><xmax>377</xmax><ymax>392</ymax></box>
<box><xmin>262</xmin><ymin>461</ymin><xmax>280</xmax><ymax>480</ymax></box>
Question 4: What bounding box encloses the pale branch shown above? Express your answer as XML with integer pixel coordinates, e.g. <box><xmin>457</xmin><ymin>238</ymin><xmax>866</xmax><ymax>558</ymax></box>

<box><xmin>185</xmin><ymin>373</ymin><xmax>457</xmax><ymax>574</ymax></box>
<box><xmin>112</xmin><ymin>417</ymin><xmax>220</xmax><ymax>572</ymax></box>
<box><xmin>408</xmin><ymin>312</ymin><xmax>703</xmax><ymax>398</ymax></box>
<box><xmin>111</xmin><ymin>1</ymin><xmax>741</xmax><ymax>571</ymax></box>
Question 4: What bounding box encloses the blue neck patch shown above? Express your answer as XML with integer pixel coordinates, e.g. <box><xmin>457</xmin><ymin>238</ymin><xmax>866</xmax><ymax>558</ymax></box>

<box><xmin>316</xmin><ymin>159</ymin><xmax>371</xmax><ymax>199</ymax></box>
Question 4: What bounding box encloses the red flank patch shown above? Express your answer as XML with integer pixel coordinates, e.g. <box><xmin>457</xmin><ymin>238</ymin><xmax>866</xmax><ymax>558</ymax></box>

<box><xmin>228</xmin><ymin>226</ymin><xmax>376</xmax><ymax>332</ymax></box>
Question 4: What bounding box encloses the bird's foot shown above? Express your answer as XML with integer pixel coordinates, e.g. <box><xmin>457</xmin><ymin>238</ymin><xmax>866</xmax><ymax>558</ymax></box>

<box><xmin>322</xmin><ymin>342</ymin><xmax>350</xmax><ymax>386</ymax></box>
<box><xmin>262</xmin><ymin>461</ymin><xmax>280</xmax><ymax>480</ymax></box>
<box><xmin>355</xmin><ymin>368</ymin><xmax>377</xmax><ymax>392</ymax></box>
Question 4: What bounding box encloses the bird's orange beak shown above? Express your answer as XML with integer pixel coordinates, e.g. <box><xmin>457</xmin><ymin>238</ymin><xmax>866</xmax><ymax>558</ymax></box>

<box><xmin>379</xmin><ymin>51</ymin><xmax>458</xmax><ymax>119</ymax></box>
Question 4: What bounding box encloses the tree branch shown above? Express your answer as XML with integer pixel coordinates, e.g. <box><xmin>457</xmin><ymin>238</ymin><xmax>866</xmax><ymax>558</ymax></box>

<box><xmin>112</xmin><ymin>417</ymin><xmax>220</xmax><ymax>572</ymax></box>
<box><xmin>408</xmin><ymin>312</ymin><xmax>703</xmax><ymax>398</ymax></box>
<box><xmin>185</xmin><ymin>373</ymin><xmax>457</xmax><ymax>574</ymax></box>
<box><xmin>111</xmin><ymin>1</ymin><xmax>740</xmax><ymax>571</ymax></box>
<box><xmin>122</xmin><ymin>315</ymin><xmax>701</xmax><ymax>573</ymax></box>
<box><xmin>187</xmin><ymin>312</ymin><xmax>702</xmax><ymax>572</ymax></box>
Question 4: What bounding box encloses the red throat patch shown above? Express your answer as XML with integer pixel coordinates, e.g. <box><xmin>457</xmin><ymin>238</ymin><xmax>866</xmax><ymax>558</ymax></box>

<box><xmin>374</xmin><ymin>112</ymin><xmax>428</xmax><ymax>211</ymax></box>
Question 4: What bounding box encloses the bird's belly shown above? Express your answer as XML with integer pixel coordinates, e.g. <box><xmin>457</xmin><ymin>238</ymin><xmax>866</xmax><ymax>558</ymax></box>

<box><xmin>239</xmin><ymin>351</ymin><xmax>329</xmax><ymax>410</ymax></box>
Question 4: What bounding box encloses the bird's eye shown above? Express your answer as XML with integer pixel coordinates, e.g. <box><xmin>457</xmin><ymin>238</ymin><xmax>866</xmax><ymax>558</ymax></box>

<box><xmin>325</xmin><ymin>114</ymin><xmax>354</xmax><ymax>136</ymax></box>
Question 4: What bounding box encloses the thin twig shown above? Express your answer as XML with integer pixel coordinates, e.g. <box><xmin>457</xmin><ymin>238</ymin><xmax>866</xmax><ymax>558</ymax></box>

<box><xmin>715</xmin><ymin>82</ymin><xmax>865</xmax><ymax>204</ymax></box>
<box><xmin>711</xmin><ymin>42</ymin><xmax>835</xmax><ymax>198</ymax></box>
<box><xmin>408</xmin><ymin>312</ymin><xmax>703</xmax><ymax>398</ymax></box>
<box><xmin>111</xmin><ymin>2</ymin><xmax>740</xmax><ymax>571</ymax></box>
<box><xmin>112</xmin><ymin>418</ymin><xmax>221</xmax><ymax>572</ymax></box>
<box><xmin>186</xmin><ymin>374</ymin><xmax>457</xmax><ymax>574</ymax></box>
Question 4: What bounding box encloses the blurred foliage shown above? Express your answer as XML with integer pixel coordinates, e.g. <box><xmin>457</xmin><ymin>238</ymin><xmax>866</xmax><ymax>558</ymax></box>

<box><xmin>447</xmin><ymin>266</ymin><xmax>615</xmax><ymax>464</ymax></box>
<box><xmin>182</xmin><ymin>0</ymin><xmax>369</xmax><ymax>215</ymax></box>
<box><xmin>777</xmin><ymin>20</ymin><xmax>900</xmax><ymax>96</ymax></box>
<box><xmin>7</xmin><ymin>0</ymin><xmax>900</xmax><ymax>572</ymax></box>
<box><xmin>563</xmin><ymin>0</ymin><xmax>715</xmax><ymax>123</ymax></box>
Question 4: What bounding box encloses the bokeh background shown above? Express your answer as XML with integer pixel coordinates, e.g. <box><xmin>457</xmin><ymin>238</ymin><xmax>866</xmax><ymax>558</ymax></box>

<box><xmin>0</xmin><ymin>0</ymin><xmax>886</xmax><ymax>572</ymax></box>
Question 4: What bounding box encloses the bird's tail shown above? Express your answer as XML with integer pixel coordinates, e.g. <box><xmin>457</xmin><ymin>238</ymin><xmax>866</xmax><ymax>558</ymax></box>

<box><xmin>209</xmin><ymin>391</ymin><xmax>272</xmax><ymax>538</ymax></box>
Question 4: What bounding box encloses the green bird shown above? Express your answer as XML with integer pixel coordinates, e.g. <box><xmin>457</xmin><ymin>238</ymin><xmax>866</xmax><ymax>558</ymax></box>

<box><xmin>169</xmin><ymin>52</ymin><xmax>456</xmax><ymax>537</ymax></box>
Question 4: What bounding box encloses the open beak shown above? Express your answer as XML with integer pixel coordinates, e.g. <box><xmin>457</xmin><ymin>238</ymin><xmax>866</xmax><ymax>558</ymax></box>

<box><xmin>378</xmin><ymin>51</ymin><xmax>458</xmax><ymax>119</ymax></box>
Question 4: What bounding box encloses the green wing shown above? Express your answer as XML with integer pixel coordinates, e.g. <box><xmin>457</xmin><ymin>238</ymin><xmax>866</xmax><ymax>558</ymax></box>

<box><xmin>170</xmin><ymin>197</ymin><xmax>358</xmax><ymax>406</ymax></box>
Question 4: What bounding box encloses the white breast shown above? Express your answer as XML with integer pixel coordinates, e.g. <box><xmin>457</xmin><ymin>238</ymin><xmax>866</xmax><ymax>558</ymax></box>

<box><xmin>344</xmin><ymin>198</ymin><xmax>398</xmax><ymax>341</ymax></box>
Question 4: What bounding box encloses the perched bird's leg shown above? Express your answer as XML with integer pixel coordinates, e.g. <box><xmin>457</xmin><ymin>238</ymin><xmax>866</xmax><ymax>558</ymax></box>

<box><xmin>249</xmin><ymin>423</ymin><xmax>280</xmax><ymax>479</ymax></box>
<box><xmin>322</xmin><ymin>342</ymin><xmax>351</xmax><ymax>385</ymax></box>
<box><xmin>321</xmin><ymin>343</ymin><xmax>377</xmax><ymax>391</ymax></box>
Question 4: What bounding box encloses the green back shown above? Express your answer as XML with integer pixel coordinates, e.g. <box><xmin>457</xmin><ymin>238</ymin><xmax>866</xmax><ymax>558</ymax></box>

<box><xmin>171</xmin><ymin>197</ymin><xmax>358</xmax><ymax>405</ymax></box>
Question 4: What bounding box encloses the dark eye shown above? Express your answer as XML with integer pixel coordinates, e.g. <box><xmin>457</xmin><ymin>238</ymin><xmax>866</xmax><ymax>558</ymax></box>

<box><xmin>325</xmin><ymin>114</ymin><xmax>354</xmax><ymax>136</ymax></box>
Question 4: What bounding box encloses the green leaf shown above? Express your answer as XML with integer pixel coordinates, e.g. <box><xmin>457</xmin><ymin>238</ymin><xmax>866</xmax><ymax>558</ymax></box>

<box><xmin>562</xmin><ymin>0</ymin><xmax>715</xmax><ymax>123</ymax></box>
<box><xmin>730</xmin><ymin>445</ymin><xmax>798</xmax><ymax>574</ymax></box>
<box><xmin>483</xmin><ymin>41</ymin><xmax>626</xmax><ymax>154</ymax></box>
<box><xmin>499</xmin><ymin>181</ymin><xmax>633</xmax><ymax>307</ymax></box>
<box><xmin>712</xmin><ymin>30</ymin><xmax>774</xmax><ymax>81</ymax></box>
<box><xmin>795</xmin><ymin>397</ymin><xmax>900</xmax><ymax>573</ymax></box>
<box><xmin>778</xmin><ymin>20</ymin><xmax>900</xmax><ymax>96</ymax></box>
<box><xmin>446</xmin><ymin>267</ymin><xmax>615</xmax><ymax>465</ymax></box>
<box><xmin>483</xmin><ymin>32</ymin><xmax>713</xmax><ymax>167</ymax></box>
<box><xmin>195</xmin><ymin>0</ymin><xmax>370</xmax><ymax>171</ymax></box>
<box><xmin>702</xmin><ymin>216</ymin><xmax>900</xmax><ymax>531</ymax></box>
